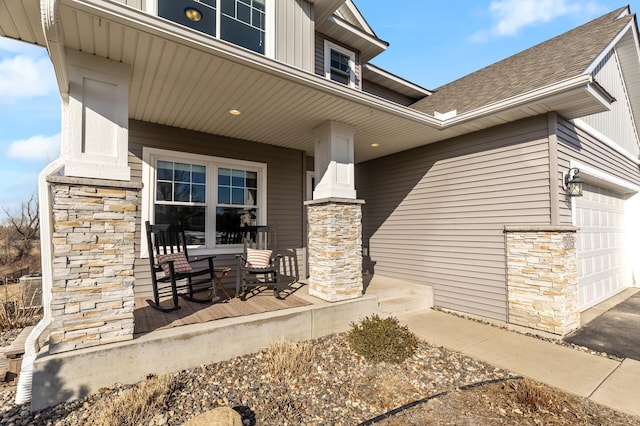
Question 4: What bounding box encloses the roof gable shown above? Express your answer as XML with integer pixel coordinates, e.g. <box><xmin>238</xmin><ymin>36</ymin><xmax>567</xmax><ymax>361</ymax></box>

<box><xmin>411</xmin><ymin>7</ymin><xmax>634</xmax><ymax>117</ymax></box>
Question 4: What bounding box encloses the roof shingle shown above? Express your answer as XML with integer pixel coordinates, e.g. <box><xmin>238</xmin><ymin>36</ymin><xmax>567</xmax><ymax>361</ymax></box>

<box><xmin>411</xmin><ymin>6</ymin><xmax>633</xmax><ymax>116</ymax></box>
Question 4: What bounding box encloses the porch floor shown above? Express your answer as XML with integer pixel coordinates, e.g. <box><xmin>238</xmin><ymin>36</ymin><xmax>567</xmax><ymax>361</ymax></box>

<box><xmin>133</xmin><ymin>283</ymin><xmax>312</xmax><ymax>334</ymax></box>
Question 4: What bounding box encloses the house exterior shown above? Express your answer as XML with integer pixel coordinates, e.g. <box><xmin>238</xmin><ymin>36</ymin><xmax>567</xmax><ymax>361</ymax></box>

<box><xmin>1</xmin><ymin>0</ymin><xmax>639</xmax><ymax>410</ymax></box>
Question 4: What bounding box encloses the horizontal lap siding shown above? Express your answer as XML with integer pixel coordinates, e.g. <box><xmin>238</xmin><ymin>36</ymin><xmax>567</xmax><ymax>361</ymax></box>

<box><xmin>557</xmin><ymin>117</ymin><xmax>640</xmax><ymax>225</ymax></box>
<box><xmin>357</xmin><ymin>116</ymin><xmax>552</xmax><ymax>321</ymax></box>
<box><xmin>129</xmin><ymin>120</ymin><xmax>304</xmax><ymax>297</ymax></box>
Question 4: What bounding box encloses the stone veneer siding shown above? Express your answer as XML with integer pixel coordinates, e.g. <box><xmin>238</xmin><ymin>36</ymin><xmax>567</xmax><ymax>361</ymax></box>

<box><xmin>47</xmin><ymin>176</ymin><xmax>142</xmax><ymax>354</ymax></box>
<box><xmin>504</xmin><ymin>226</ymin><xmax>579</xmax><ymax>335</ymax></box>
<box><xmin>305</xmin><ymin>198</ymin><xmax>364</xmax><ymax>302</ymax></box>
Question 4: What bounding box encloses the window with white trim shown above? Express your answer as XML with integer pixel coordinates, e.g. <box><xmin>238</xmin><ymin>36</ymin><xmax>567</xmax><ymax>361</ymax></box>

<box><xmin>143</xmin><ymin>148</ymin><xmax>267</xmax><ymax>252</ymax></box>
<box><xmin>324</xmin><ymin>40</ymin><xmax>356</xmax><ymax>88</ymax></box>
<box><xmin>157</xmin><ymin>0</ymin><xmax>272</xmax><ymax>56</ymax></box>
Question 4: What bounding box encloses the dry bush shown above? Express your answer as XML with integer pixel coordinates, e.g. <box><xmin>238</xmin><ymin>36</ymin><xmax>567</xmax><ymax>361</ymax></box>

<box><xmin>0</xmin><ymin>283</ymin><xmax>42</xmax><ymax>331</ymax></box>
<box><xmin>264</xmin><ymin>339</ymin><xmax>317</xmax><ymax>378</ymax></box>
<box><xmin>260</xmin><ymin>340</ymin><xmax>317</xmax><ymax>424</ymax></box>
<box><xmin>508</xmin><ymin>378</ymin><xmax>558</xmax><ymax>412</ymax></box>
<box><xmin>355</xmin><ymin>365</ymin><xmax>419</xmax><ymax>411</ymax></box>
<box><xmin>88</xmin><ymin>374</ymin><xmax>173</xmax><ymax>426</ymax></box>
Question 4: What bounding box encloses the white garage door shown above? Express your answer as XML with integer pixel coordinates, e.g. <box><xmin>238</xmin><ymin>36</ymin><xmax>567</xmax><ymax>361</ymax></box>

<box><xmin>575</xmin><ymin>184</ymin><xmax>627</xmax><ymax>311</ymax></box>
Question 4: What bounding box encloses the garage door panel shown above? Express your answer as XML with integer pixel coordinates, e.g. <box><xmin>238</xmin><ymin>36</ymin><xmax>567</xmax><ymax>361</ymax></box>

<box><xmin>576</xmin><ymin>184</ymin><xmax>627</xmax><ymax>311</ymax></box>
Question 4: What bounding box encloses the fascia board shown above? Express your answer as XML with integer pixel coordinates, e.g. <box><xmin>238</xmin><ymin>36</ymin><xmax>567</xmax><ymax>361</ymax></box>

<box><xmin>327</xmin><ymin>15</ymin><xmax>388</xmax><ymax>51</ymax></box>
<box><xmin>584</xmin><ymin>19</ymin><xmax>635</xmax><ymax>75</ymax></box>
<box><xmin>42</xmin><ymin>0</ymin><xmax>69</xmax><ymax>95</ymax></box>
<box><xmin>363</xmin><ymin>64</ymin><xmax>432</xmax><ymax>96</ymax></box>
<box><xmin>344</xmin><ymin>0</ymin><xmax>375</xmax><ymax>37</ymax></box>
<box><xmin>439</xmin><ymin>75</ymin><xmax>598</xmax><ymax>127</ymax></box>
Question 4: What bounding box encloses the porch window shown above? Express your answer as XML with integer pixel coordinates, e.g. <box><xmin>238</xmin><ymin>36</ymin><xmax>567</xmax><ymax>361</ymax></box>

<box><xmin>157</xmin><ymin>0</ymin><xmax>270</xmax><ymax>55</ymax></box>
<box><xmin>324</xmin><ymin>40</ymin><xmax>356</xmax><ymax>88</ymax></box>
<box><xmin>143</xmin><ymin>148</ymin><xmax>267</xmax><ymax>253</ymax></box>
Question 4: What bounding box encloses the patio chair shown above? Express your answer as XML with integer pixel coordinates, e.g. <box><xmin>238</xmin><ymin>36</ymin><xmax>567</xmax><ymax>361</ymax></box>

<box><xmin>145</xmin><ymin>221</ymin><xmax>216</xmax><ymax>312</ymax></box>
<box><xmin>236</xmin><ymin>225</ymin><xmax>282</xmax><ymax>300</ymax></box>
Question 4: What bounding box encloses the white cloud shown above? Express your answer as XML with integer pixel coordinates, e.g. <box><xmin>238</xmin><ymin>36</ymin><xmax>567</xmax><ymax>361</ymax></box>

<box><xmin>7</xmin><ymin>133</ymin><xmax>60</xmax><ymax>161</ymax></box>
<box><xmin>0</xmin><ymin>54</ymin><xmax>57</xmax><ymax>101</ymax></box>
<box><xmin>0</xmin><ymin>37</ymin><xmax>43</xmax><ymax>55</ymax></box>
<box><xmin>471</xmin><ymin>0</ymin><xmax>608</xmax><ymax>41</ymax></box>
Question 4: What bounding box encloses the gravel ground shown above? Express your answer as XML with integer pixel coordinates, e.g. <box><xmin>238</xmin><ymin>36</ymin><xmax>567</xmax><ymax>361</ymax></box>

<box><xmin>0</xmin><ymin>327</ymin><xmax>637</xmax><ymax>425</ymax></box>
<box><xmin>0</xmin><ymin>332</ymin><xmax>516</xmax><ymax>425</ymax></box>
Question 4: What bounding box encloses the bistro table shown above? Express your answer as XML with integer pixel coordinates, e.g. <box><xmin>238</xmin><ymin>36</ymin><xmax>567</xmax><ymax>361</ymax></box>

<box><xmin>213</xmin><ymin>267</ymin><xmax>232</xmax><ymax>301</ymax></box>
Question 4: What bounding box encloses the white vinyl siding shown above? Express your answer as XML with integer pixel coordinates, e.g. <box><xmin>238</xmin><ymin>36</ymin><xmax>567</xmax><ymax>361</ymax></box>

<box><xmin>557</xmin><ymin>117</ymin><xmax>640</xmax><ymax>226</ymax></box>
<box><xmin>580</xmin><ymin>49</ymin><xmax>640</xmax><ymax>159</ymax></box>
<box><xmin>358</xmin><ymin>116</ymin><xmax>552</xmax><ymax>321</ymax></box>
<box><xmin>274</xmin><ymin>0</ymin><xmax>314</xmax><ymax>71</ymax></box>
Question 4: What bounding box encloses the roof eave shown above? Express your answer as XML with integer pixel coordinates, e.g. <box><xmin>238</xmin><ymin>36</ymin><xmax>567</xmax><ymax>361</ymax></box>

<box><xmin>441</xmin><ymin>75</ymin><xmax>612</xmax><ymax>127</ymax></box>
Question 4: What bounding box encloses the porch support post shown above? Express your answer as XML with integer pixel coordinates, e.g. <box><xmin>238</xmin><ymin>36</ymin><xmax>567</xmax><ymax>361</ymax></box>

<box><xmin>313</xmin><ymin>121</ymin><xmax>356</xmax><ymax>200</ymax></box>
<box><xmin>504</xmin><ymin>226</ymin><xmax>579</xmax><ymax>335</ymax></box>
<box><xmin>62</xmin><ymin>49</ymin><xmax>131</xmax><ymax>181</ymax></box>
<box><xmin>47</xmin><ymin>176</ymin><xmax>141</xmax><ymax>354</ymax></box>
<box><xmin>305</xmin><ymin>198</ymin><xmax>364</xmax><ymax>302</ymax></box>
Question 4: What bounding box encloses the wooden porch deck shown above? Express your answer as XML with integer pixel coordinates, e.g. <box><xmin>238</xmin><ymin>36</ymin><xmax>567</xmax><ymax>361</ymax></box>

<box><xmin>133</xmin><ymin>284</ymin><xmax>311</xmax><ymax>334</ymax></box>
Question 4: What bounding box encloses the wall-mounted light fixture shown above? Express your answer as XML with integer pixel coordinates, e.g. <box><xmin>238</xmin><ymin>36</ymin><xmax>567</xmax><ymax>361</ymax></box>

<box><xmin>184</xmin><ymin>7</ymin><xmax>202</xmax><ymax>22</ymax></box>
<box><xmin>563</xmin><ymin>167</ymin><xmax>584</xmax><ymax>197</ymax></box>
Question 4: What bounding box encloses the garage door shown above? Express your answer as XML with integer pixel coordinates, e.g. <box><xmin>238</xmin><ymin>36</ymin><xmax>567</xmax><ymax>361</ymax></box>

<box><xmin>575</xmin><ymin>184</ymin><xmax>627</xmax><ymax>311</ymax></box>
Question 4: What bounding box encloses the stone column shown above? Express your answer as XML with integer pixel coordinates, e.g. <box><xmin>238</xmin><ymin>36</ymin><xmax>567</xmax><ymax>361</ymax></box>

<box><xmin>305</xmin><ymin>198</ymin><xmax>364</xmax><ymax>302</ymax></box>
<box><xmin>47</xmin><ymin>176</ymin><xmax>142</xmax><ymax>354</ymax></box>
<box><xmin>504</xmin><ymin>226</ymin><xmax>579</xmax><ymax>335</ymax></box>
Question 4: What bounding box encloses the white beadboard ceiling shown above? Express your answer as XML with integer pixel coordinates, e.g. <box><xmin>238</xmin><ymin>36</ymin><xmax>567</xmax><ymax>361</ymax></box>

<box><xmin>0</xmin><ymin>0</ymin><xmax>612</xmax><ymax>164</ymax></box>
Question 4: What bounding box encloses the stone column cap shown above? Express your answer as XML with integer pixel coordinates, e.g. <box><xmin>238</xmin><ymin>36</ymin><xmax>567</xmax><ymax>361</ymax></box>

<box><xmin>47</xmin><ymin>175</ymin><xmax>143</xmax><ymax>189</ymax></box>
<box><xmin>504</xmin><ymin>225</ymin><xmax>578</xmax><ymax>233</ymax></box>
<box><xmin>304</xmin><ymin>197</ymin><xmax>365</xmax><ymax>206</ymax></box>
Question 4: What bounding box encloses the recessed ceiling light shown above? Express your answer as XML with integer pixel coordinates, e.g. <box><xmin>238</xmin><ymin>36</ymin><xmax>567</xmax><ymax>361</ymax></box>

<box><xmin>229</xmin><ymin>109</ymin><xmax>242</xmax><ymax>116</ymax></box>
<box><xmin>185</xmin><ymin>7</ymin><xmax>202</xmax><ymax>22</ymax></box>
<box><xmin>370</xmin><ymin>143</ymin><xmax>380</xmax><ymax>148</ymax></box>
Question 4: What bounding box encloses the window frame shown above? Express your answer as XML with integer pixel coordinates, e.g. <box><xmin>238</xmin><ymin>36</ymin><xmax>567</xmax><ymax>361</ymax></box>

<box><xmin>324</xmin><ymin>40</ymin><xmax>356</xmax><ymax>88</ymax></box>
<box><xmin>142</xmin><ymin>147</ymin><xmax>267</xmax><ymax>257</ymax></box>
<box><xmin>153</xmin><ymin>0</ymin><xmax>275</xmax><ymax>58</ymax></box>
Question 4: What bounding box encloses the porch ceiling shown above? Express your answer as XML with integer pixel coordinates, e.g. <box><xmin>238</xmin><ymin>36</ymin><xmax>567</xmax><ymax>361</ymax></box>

<box><xmin>0</xmin><ymin>0</ymin><xmax>611</xmax><ymax>164</ymax></box>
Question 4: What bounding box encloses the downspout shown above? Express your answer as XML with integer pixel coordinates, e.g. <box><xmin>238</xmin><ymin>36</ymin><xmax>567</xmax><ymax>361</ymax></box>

<box><xmin>15</xmin><ymin>0</ymin><xmax>68</xmax><ymax>405</ymax></box>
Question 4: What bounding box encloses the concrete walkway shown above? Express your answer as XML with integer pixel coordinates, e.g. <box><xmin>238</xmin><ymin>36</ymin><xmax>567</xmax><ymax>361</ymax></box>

<box><xmin>398</xmin><ymin>309</ymin><xmax>640</xmax><ymax>417</ymax></box>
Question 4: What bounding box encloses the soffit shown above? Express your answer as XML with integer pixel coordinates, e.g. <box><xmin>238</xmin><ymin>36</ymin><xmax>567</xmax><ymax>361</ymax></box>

<box><xmin>1</xmin><ymin>0</ymin><xmax>613</xmax><ymax>164</ymax></box>
<box><xmin>315</xmin><ymin>15</ymin><xmax>387</xmax><ymax>62</ymax></box>
<box><xmin>0</xmin><ymin>0</ymin><xmax>46</xmax><ymax>46</ymax></box>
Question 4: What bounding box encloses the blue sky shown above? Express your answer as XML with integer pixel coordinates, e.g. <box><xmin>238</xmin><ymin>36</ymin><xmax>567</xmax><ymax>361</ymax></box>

<box><xmin>0</xmin><ymin>0</ymin><xmax>638</xmax><ymax>211</ymax></box>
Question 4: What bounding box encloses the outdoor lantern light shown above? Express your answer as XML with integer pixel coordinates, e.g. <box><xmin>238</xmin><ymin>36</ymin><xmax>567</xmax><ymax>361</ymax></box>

<box><xmin>563</xmin><ymin>167</ymin><xmax>584</xmax><ymax>197</ymax></box>
<box><xmin>184</xmin><ymin>7</ymin><xmax>202</xmax><ymax>22</ymax></box>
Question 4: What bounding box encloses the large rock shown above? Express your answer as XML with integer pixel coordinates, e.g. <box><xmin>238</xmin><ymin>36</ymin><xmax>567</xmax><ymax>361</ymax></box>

<box><xmin>183</xmin><ymin>407</ymin><xmax>243</xmax><ymax>426</ymax></box>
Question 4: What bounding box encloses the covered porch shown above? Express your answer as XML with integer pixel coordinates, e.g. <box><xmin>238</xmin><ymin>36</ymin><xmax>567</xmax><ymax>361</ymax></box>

<box><xmin>30</xmin><ymin>276</ymin><xmax>432</xmax><ymax>411</ymax></box>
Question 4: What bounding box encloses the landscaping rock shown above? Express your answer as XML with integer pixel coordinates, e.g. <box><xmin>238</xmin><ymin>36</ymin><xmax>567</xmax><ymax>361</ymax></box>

<box><xmin>182</xmin><ymin>406</ymin><xmax>242</xmax><ymax>426</ymax></box>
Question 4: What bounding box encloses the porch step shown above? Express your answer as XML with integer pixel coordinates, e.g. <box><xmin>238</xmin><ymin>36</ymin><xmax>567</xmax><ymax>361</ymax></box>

<box><xmin>379</xmin><ymin>294</ymin><xmax>430</xmax><ymax>316</ymax></box>
<box><xmin>365</xmin><ymin>274</ymin><xmax>434</xmax><ymax>317</ymax></box>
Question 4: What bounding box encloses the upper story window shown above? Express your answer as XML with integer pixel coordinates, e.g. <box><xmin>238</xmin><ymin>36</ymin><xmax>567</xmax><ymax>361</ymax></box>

<box><xmin>324</xmin><ymin>40</ymin><xmax>356</xmax><ymax>88</ymax></box>
<box><xmin>158</xmin><ymin>0</ymin><xmax>270</xmax><ymax>55</ymax></box>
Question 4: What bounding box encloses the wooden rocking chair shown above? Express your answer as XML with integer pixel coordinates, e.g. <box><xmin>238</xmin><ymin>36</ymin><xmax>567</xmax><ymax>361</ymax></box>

<box><xmin>236</xmin><ymin>225</ymin><xmax>282</xmax><ymax>300</ymax></box>
<box><xmin>145</xmin><ymin>221</ymin><xmax>216</xmax><ymax>312</ymax></box>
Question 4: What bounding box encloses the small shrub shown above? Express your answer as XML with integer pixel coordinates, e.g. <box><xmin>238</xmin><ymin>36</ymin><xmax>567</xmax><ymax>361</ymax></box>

<box><xmin>89</xmin><ymin>374</ymin><xmax>174</xmax><ymax>426</ymax></box>
<box><xmin>347</xmin><ymin>314</ymin><xmax>419</xmax><ymax>364</ymax></box>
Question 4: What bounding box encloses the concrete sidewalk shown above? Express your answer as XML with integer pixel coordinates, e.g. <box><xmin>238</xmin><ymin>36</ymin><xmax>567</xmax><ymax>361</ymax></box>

<box><xmin>398</xmin><ymin>309</ymin><xmax>640</xmax><ymax>417</ymax></box>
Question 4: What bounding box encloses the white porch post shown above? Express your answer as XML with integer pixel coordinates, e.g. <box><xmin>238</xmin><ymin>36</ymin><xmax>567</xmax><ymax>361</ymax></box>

<box><xmin>306</xmin><ymin>121</ymin><xmax>363</xmax><ymax>302</ymax></box>
<box><xmin>62</xmin><ymin>49</ymin><xmax>131</xmax><ymax>181</ymax></box>
<box><xmin>46</xmin><ymin>50</ymin><xmax>138</xmax><ymax>354</ymax></box>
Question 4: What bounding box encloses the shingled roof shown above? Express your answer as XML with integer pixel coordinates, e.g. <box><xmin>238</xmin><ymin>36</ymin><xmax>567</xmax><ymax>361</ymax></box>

<box><xmin>411</xmin><ymin>6</ymin><xmax>634</xmax><ymax>116</ymax></box>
